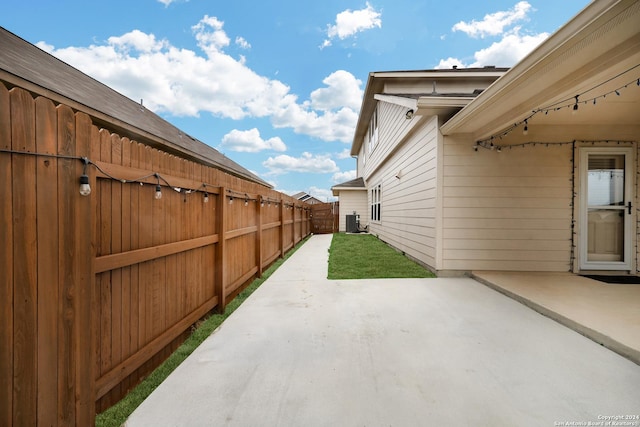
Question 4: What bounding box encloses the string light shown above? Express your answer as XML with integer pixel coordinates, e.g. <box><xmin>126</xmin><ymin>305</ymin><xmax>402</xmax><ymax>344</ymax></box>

<box><xmin>0</xmin><ymin>148</ymin><xmax>308</xmax><ymax>209</ymax></box>
<box><xmin>522</xmin><ymin>119</ymin><xmax>528</xmax><ymax>135</ymax></box>
<box><xmin>473</xmin><ymin>139</ymin><xmax>635</xmax><ymax>152</ymax></box>
<box><xmin>79</xmin><ymin>157</ymin><xmax>91</xmax><ymax>196</ymax></box>
<box><xmin>154</xmin><ymin>174</ymin><xmax>162</xmax><ymax>200</ymax></box>
<box><xmin>474</xmin><ymin>65</ymin><xmax>640</xmax><ymax>146</ymax></box>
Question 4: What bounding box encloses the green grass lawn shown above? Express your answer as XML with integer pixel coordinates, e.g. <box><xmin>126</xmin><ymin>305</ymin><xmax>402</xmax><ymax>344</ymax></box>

<box><xmin>95</xmin><ymin>236</ymin><xmax>309</xmax><ymax>427</ymax></box>
<box><xmin>327</xmin><ymin>233</ymin><xmax>436</xmax><ymax>279</ymax></box>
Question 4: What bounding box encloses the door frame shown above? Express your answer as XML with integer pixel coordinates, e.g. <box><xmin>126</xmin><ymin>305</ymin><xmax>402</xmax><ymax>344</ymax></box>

<box><xmin>578</xmin><ymin>146</ymin><xmax>635</xmax><ymax>271</ymax></box>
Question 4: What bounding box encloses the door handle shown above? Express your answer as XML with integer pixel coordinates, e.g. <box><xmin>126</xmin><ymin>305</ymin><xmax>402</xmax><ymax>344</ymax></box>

<box><xmin>628</xmin><ymin>201</ymin><xmax>633</xmax><ymax>215</ymax></box>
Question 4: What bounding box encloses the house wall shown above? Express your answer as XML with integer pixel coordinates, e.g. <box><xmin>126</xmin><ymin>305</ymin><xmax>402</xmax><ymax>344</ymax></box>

<box><xmin>440</xmin><ymin>136</ymin><xmax>574</xmax><ymax>272</ymax></box>
<box><xmin>337</xmin><ymin>191</ymin><xmax>368</xmax><ymax>232</ymax></box>
<box><xmin>362</xmin><ymin>101</ymin><xmax>440</xmax><ymax>268</ymax></box>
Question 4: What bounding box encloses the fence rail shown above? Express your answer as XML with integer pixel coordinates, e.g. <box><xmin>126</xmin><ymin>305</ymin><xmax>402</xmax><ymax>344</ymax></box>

<box><xmin>0</xmin><ymin>83</ymin><xmax>311</xmax><ymax>426</ymax></box>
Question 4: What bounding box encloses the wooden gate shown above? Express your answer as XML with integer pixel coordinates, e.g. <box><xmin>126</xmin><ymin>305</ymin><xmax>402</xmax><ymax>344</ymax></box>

<box><xmin>311</xmin><ymin>202</ymin><xmax>339</xmax><ymax>234</ymax></box>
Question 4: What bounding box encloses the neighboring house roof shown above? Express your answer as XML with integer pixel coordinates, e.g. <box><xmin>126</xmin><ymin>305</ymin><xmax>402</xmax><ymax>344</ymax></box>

<box><xmin>292</xmin><ymin>192</ymin><xmax>323</xmax><ymax>204</ymax></box>
<box><xmin>352</xmin><ymin>67</ymin><xmax>509</xmax><ymax>156</ymax></box>
<box><xmin>0</xmin><ymin>27</ymin><xmax>271</xmax><ymax>188</ymax></box>
<box><xmin>441</xmin><ymin>0</ymin><xmax>640</xmax><ymax>142</ymax></box>
<box><xmin>331</xmin><ymin>177</ymin><xmax>366</xmax><ymax>196</ymax></box>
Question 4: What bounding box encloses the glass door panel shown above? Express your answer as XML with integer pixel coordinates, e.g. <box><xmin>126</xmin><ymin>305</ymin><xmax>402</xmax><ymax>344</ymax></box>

<box><xmin>581</xmin><ymin>150</ymin><xmax>633</xmax><ymax>270</ymax></box>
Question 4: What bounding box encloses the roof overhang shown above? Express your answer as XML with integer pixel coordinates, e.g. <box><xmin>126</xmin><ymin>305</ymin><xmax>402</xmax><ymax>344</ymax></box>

<box><xmin>351</xmin><ymin>68</ymin><xmax>507</xmax><ymax>156</ymax></box>
<box><xmin>440</xmin><ymin>0</ymin><xmax>640</xmax><ymax>141</ymax></box>
<box><xmin>375</xmin><ymin>94</ymin><xmax>474</xmax><ymax>119</ymax></box>
<box><xmin>331</xmin><ymin>186</ymin><xmax>368</xmax><ymax>196</ymax></box>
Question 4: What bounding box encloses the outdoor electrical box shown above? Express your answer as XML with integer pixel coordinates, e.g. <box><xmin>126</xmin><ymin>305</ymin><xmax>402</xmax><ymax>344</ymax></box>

<box><xmin>346</xmin><ymin>214</ymin><xmax>360</xmax><ymax>233</ymax></box>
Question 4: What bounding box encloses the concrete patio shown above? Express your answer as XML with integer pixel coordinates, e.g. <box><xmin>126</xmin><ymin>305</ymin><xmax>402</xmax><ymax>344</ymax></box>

<box><xmin>125</xmin><ymin>234</ymin><xmax>640</xmax><ymax>427</ymax></box>
<box><xmin>472</xmin><ymin>271</ymin><xmax>640</xmax><ymax>365</ymax></box>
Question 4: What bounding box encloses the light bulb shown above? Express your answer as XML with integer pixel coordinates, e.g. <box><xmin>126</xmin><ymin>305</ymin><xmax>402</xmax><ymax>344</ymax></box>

<box><xmin>79</xmin><ymin>174</ymin><xmax>91</xmax><ymax>196</ymax></box>
<box><xmin>244</xmin><ymin>199</ymin><xmax>249</xmax><ymax>207</ymax></box>
<box><xmin>572</xmin><ymin>103</ymin><xmax>578</xmax><ymax>115</ymax></box>
<box><xmin>229</xmin><ymin>197</ymin><xmax>233</xmax><ymax>205</ymax></box>
<box><xmin>203</xmin><ymin>192</ymin><xmax>209</xmax><ymax>203</ymax></box>
<box><xmin>523</xmin><ymin>125</ymin><xmax>528</xmax><ymax>135</ymax></box>
<box><xmin>155</xmin><ymin>184</ymin><xmax>162</xmax><ymax>200</ymax></box>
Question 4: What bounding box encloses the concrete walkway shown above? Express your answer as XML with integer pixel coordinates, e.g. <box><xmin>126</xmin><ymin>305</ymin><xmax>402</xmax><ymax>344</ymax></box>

<box><xmin>125</xmin><ymin>235</ymin><xmax>640</xmax><ymax>427</ymax></box>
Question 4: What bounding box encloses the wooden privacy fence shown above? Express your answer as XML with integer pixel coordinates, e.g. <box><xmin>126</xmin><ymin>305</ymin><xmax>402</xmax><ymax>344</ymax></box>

<box><xmin>0</xmin><ymin>84</ymin><xmax>311</xmax><ymax>426</ymax></box>
<box><xmin>311</xmin><ymin>202</ymin><xmax>339</xmax><ymax>234</ymax></box>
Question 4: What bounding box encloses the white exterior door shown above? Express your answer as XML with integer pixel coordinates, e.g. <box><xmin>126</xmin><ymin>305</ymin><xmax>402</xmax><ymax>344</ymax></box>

<box><xmin>579</xmin><ymin>147</ymin><xmax>634</xmax><ymax>271</ymax></box>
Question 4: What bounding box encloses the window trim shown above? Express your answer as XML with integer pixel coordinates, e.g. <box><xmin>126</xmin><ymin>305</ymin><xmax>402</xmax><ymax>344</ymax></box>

<box><xmin>371</xmin><ymin>183</ymin><xmax>381</xmax><ymax>222</ymax></box>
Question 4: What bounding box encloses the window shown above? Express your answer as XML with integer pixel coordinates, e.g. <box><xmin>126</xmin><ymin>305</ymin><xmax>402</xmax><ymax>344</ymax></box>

<box><xmin>371</xmin><ymin>184</ymin><xmax>381</xmax><ymax>222</ymax></box>
<box><xmin>367</xmin><ymin>106</ymin><xmax>378</xmax><ymax>154</ymax></box>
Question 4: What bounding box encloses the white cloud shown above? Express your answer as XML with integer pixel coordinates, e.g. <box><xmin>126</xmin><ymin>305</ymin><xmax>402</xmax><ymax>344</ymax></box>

<box><xmin>308</xmin><ymin>186</ymin><xmax>336</xmax><ymax>202</ymax></box>
<box><xmin>332</xmin><ymin>170</ymin><xmax>356</xmax><ymax>183</ymax></box>
<box><xmin>220</xmin><ymin>128</ymin><xmax>286</xmax><ymax>152</ymax></box>
<box><xmin>434</xmin><ymin>57</ymin><xmax>465</xmax><ymax>70</ymax></box>
<box><xmin>435</xmin><ymin>28</ymin><xmax>548</xmax><ymax>68</ymax></box>
<box><xmin>470</xmin><ymin>29</ymin><xmax>548</xmax><ymax>66</ymax></box>
<box><xmin>322</xmin><ymin>2</ymin><xmax>382</xmax><ymax>48</ymax></box>
<box><xmin>310</xmin><ymin>70</ymin><xmax>363</xmax><ymax>111</ymax></box>
<box><xmin>235</xmin><ymin>36</ymin><xmax>251</xmax><ymax>49</ymax></box>
<box><xmin>452</xmin><ymin>1</ymin><xmax>532</xmax><ymax>38</ymax></box>
<box><xmin>336</xmin><ymin>148</ymin><xmax>352</xmax><ymax>159</ymax></box>
<box><xmin>38</xmin><ymin>16</ymin><xmax>362</xmax><ymax>143</ymax></box>
<box><xmin>193</xmin><ymin>15</ymin><xmax>231</xmax><ymax>54</ymax></box>
<box><xmin>263</xmin><ymin>152</ymin><xmax>339</xmax><ymax>175</ymax></box>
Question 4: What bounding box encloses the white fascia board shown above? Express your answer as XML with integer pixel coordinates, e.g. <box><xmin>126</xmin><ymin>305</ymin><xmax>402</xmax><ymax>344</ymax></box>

<box><xmin>374</xmin><ymin>94</ymin><xmax>417</xmax><ymax>110</ymax></box>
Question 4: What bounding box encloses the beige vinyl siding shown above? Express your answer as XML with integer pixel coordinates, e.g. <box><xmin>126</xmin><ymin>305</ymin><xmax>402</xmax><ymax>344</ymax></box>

<box><xmin>362</xmin><ymin>101</ymin><xmax>416</xmax><ymax>178</ymax></box>
<box><xmin>337</xmin><ymin>191</ymin><xmax>368</xmax><ymax>232</ymax></box>
<box><xmin>441</xmin><ymin>137</ymin><xmax>573</xmax><ymax>271</ymax></box>
<box><xmin>367</xmin><ymin>107</ymin><xmax>439</xmax><ymax>268</ymax></box>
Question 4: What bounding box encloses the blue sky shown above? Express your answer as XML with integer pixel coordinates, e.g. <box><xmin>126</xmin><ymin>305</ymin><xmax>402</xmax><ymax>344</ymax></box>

<box><xmin>2</xmin><ymin>0</ymin><xmax>589</xmax><ymax>200</ymax></box>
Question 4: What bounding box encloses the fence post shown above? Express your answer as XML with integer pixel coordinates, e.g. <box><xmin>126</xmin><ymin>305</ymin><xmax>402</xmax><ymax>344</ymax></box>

<box><xmin>256</xmin><ymin>195</ymin><xmax>263</xmax><ymax>277</ymax></box>
<box><xmin>215</xmin><ymin>187</ymin><xmax>227</xmax><ymax>313</ymax></box>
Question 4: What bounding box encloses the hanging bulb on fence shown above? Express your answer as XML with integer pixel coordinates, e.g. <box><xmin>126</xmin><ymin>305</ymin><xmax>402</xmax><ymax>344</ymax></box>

<box><xmin>155</xmin><ymin>184</ymin><xmax>162</xmax><ymax>200</ymax></box>
<box><xmin>79</xmin><ymin>174</ymin><xmax>91</xmax><ymax>196</ymax></box>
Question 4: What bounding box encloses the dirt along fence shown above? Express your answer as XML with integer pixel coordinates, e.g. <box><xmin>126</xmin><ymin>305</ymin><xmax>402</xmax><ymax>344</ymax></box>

<box><xmin>0</xmin><ymin>84</ymin><xmax>311</xmax><ymax>426</ymax></box>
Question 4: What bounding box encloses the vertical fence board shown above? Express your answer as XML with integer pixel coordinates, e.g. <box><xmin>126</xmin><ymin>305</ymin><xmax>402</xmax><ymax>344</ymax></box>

<box><xmin>256</xmin><ymin>196</ymin><xmax>263</xmax><ymax>277</ymax></box>
<box><xmin>56</xmin><ymin>104</ymin><xmax>77</xmax><ymax>424</ymax></box>
<box><xmin>0</xmin><ymin>83</ymin><xmax>13</xmax><ymax>427</ymax></box>
<box><xmin>120</xmin><ymin>138</ymin><xmax>132</xmax><ymax>396</ymax></box>
<box><xmin>10</xmin><ymin>88</ymin><xmax>37</xmax><ymax>426</ymax></box>
<box><xmin>90</xmin><ymin>126</ymin><xmax>101</xmax><ymax>392</ymax></box>
<box><xmin>98</xmin><ymin>129</ymin><xmax>112</xmax><ymax>393</ymax></box>
<box><xmin>110</xmin><ymin>134</ymin><xmax>123</xmax><ymax>403</ymax></box>
<box><xmin>35</xmin><ymin>97</ymin><xmax>58</xmax><ymax>427</ymax></box>
<box><xmin>74</xmin><ymin>112</ymin><xmax>95</xmax><ymax>427</ymax></box>
<box><xmin>215</xmin><ymin>188</ymin><xmax>227</xmax><ymax>312</ymax></box>
<box><xmin>129</xmin><ymin>141</ymin><xmax>140</xmax><ymax>358</ymax></box>
<box><xmin>150</xmin><ymin>149</ymin><xmax>165</xmax><ymax>340</ymax></box>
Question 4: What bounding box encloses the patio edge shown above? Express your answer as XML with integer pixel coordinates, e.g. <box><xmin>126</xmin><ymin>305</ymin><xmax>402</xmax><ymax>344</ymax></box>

<box><xmin>470</xmin><ymin>273</ymin><xmax>640</xmax><ymax>367</ymax></box>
